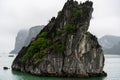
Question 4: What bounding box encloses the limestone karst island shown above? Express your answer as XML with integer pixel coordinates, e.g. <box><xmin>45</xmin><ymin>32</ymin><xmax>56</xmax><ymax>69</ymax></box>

<box><xmin>12</xmin><ymin>0</ymin><xmax>107</xmax><ymax>77</ymax></box>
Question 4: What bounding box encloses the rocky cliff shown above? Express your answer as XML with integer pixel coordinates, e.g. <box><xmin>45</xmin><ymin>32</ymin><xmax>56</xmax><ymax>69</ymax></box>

<box><xmin>12</xmin><ymin>0</ymin><xmax>107</xmax><ymax>77</ymax></box>
<box><xmin>10</xmin><ymin>26</ymin><xmax>44</xmax><ymax>54</ymax></box>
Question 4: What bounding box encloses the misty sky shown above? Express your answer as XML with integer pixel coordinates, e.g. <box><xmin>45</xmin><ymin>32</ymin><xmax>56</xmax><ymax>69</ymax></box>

<box><xmin>0</xmin><ymin>0</ymin><xmax>120</xmax><ymax>53</ymax></box>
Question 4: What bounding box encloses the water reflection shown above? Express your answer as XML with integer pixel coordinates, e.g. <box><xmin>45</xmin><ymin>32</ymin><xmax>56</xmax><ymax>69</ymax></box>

<box><xmin>12</xmin><ymin>70</ymin><xmax>105</xmax><ymax>80</ymax></box>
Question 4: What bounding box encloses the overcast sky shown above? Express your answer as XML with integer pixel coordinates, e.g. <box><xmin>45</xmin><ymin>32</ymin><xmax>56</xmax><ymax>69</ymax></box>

<box><xmin>0</xmin><ymin>0</ymin><xmax>120</xmax><ymax>53</ymax></box>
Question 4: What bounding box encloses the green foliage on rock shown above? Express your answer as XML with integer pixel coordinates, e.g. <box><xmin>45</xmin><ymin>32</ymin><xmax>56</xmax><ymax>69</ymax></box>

<box><xmin>73</xmin><ymin>8</ymin><xmax>83</xmax><ymax>16</ymax></box>
<box><xmin>54</xmin><ymin>43</ymin><xmax>65</xmax><ymax>52</ymax></box>
<box><xmin>22</xmin><ymin>37</ymin><xmax>52</xmax><ymax>62</ymax></box>
<box><xmin>56</xmin><ymin>29</ymin><xmax>62</xmax><ymax>36</ymax></box>
<box><xmin>39</xmin><ymin>32</ymin><xmax>47</xmax><ymax>38</ymax></box>
<box><xmin>71</xmin><ymin>8</ymin><xmax>83</xmax><ymax>21</ymax></box>
<box><xmin>31</xmin><ymin>38</ymin><xmax>52</xmax><ymax>50</ymax></box>
<box><xmin>33</xmin><ymin>51</ymin><xmax>47</xmax><ymax>64</ymax></box>
<box><xmin>65</xmin><ymin>24</ymin><xmax>75</xmax><ymax>34</ymax></box>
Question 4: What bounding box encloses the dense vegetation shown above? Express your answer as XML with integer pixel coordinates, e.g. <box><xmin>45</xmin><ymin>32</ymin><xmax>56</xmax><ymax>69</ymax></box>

<box><xmin>22</xmin><ymin>31</ymin><xmax>66</xmax><ymax>63</ymax></box>
<box><xmin>65</xmin><ymin>24</ymin><xmax>75</xmax><ymax>34</ymax></box>
<box><xmin>22</xmin><ymin>32</ymin><xmax>52</xmax><ymax>62</ymax></box>
<box><xmin>54</xmin><ymin>43</ymin><xmax>65</xmax><ymax>52</ymax></box>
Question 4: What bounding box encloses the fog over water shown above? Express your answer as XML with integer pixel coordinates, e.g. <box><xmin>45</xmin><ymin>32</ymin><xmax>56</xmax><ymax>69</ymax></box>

<box><xmin>0</xmin><ymin>0</ymin><xmax>120</xmax><ymax>52</ymax></box>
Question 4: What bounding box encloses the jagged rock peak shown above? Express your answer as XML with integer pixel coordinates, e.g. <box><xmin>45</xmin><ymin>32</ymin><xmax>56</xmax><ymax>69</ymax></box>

<box><xmin>64</xmin><ymin>0</ymin><xmax>93</xmax><ymax>8</ymax></box>
<box><xmin>41</xmin><ymin>0</ymin><xmax>93</xmax><ymax>38</ymax></box>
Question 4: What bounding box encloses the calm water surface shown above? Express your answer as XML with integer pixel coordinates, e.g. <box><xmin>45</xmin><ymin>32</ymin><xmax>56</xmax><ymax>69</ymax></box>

<box><xmin>0</xmin><ymin>53</ymin><xmax>120</xmax><ymax>80</ymax></box>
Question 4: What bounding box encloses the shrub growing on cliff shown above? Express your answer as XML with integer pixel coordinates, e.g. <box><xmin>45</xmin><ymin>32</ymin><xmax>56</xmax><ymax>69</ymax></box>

<box><xmin>30</xmin><ymin>38</ymin><xmax>52</xmax><ymax>50</ymax></box>
<box><xmin>39</xmin><ymin>32</ymin><xmax>47</xmax><ymax>38</ymax></box>
<box><xmin>22</xmin><ymin>37</ymin><xmax>52</xmax><ymax>62</ymax></box>
<box><xmin>72</xmin><ymin>8</ymin><xmax>83</xmax><ymax>16</ymax></box>
<box><xmin>71</xmin><ymin>8</ymin><xmax>83</xmax><ymax>22</ymax></box>
<box><xmin>54</xmin><ymin>43</ymin><xmax>65</xmax><ymax>52</ymax></box>
<box><xmin>33</xmin><ymin>51</ymin><xmax>47</xmax><ymax>63</ymax></box>
<box><xmin>56</xmin><ymin>29</ymin><xmax>62</xmax><ymax>36</ymax></box>
<box><xmin>65</xmin><ymin>24</ymin><xmax>75</xmax><ymax>34</ymax></box>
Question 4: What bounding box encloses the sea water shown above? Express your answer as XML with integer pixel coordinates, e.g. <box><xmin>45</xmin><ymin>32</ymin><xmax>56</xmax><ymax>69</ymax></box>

<box><xmin>0</xmin><ymin>53</ymin><xmax>120</xmax><ymax>80</ymax></box>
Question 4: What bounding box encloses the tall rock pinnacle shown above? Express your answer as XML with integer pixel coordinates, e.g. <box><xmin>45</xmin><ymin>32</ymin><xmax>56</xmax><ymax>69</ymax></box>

<box><xmin>12</xmin><ymin>0</ymin><xmax>107</xmax><ymax>77</ymax></box>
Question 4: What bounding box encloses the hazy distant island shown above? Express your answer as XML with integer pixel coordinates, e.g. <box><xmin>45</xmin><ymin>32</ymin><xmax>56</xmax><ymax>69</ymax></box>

<box><xmin>12</xmin><ymin>0</ymin><xmax>107</xmax><ymax>78</ymax></box>
<box><xmin>10</xmin><ymin>25</ymin><xmax>44</xmax><ymax>54</ymax></box>
<box><xmin>99</xmin><ymin>35</ymin><xmax>120</xmax><ymax>55</ymax></box>
<box><xmin>11</xmin><ymin>30</ymin><xmax>120</xmax><ymax>55</ymax></box>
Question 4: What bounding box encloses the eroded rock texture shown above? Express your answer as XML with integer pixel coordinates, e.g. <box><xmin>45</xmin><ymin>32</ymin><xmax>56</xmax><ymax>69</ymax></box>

<box><xmin>12</xmin><ymin>0</ymin><xmax>107</xmax><ymax>77</ymax></box>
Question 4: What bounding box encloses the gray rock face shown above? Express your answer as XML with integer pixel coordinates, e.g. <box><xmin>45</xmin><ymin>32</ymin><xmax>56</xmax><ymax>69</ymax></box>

<box><xmin>12</xmin><ymin>0</ymin><xmax>106</xmax><ymax>77</ymax></box>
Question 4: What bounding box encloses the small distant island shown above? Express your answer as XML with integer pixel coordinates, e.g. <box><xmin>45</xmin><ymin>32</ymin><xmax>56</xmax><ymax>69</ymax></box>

<box><xmin>99</xmin><ymin>35</ymin><xmax>120</xmax><ymax>55</ymax></box>
<box><xmin>12</xmin><ymin>0</ymin><xmax>107</xmax><ymax>77</ymax></box>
